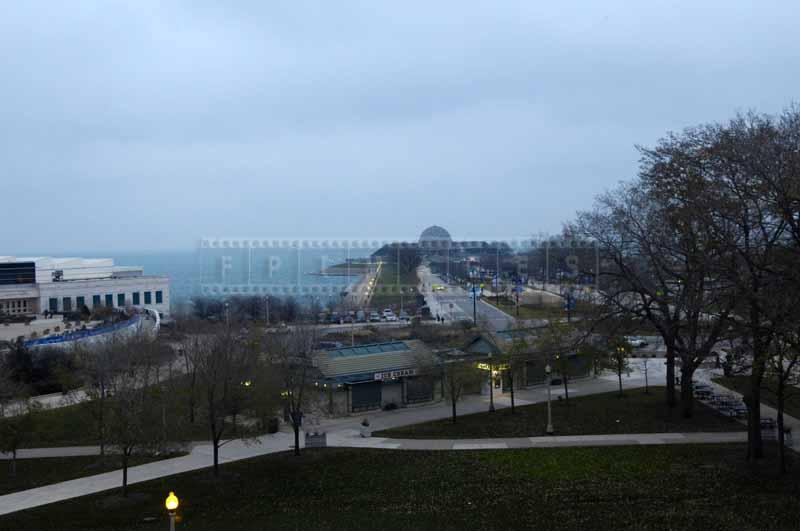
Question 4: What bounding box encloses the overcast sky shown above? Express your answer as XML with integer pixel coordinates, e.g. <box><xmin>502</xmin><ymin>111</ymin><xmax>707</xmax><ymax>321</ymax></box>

<box><xmin>2</xmin><ymin>1</ymin><xmax>799</xmax><ymax>253</ymax></box>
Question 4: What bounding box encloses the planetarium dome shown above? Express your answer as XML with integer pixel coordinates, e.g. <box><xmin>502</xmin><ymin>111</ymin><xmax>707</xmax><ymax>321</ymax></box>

<box><xmin>419</xmin><ymin>225</ymin><xmax>452</xmax><ymax>243</ymax></box>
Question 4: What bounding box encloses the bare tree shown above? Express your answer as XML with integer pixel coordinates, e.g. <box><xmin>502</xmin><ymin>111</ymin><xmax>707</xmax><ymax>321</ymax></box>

<box><xmin>268</xmin><ymin>323</ymin><xmax>319</xmax><ymax>456</ymax></box>
<box><xmin>440</xmin><ymin>359</ymin><xmax>483</xmax><ymax>423</ymax></box>
<box><xmin>75</xmin><ymin>338</ymin><xmax>123</xmax><ymax>456</ymax></box>
<box><xmin>0</xmin><ymin>395</ymin><xmax>38</xmax><ymax>478</ymax></box>
<box><xmin>189</xmin><ymin>324</ymin><xmax>259</xmax><ymax>476</ymax></box>
<box><xmin>104</xmin><ymin>337</ymin><xmax>162</xmax><ymax>496</ymax></box>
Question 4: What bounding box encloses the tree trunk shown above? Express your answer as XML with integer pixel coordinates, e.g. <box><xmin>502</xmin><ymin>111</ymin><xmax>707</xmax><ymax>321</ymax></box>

<box><xmin>293</xmin><ymin>423</ymin><xmax>301</xmax><ymax>456</ymax></box>
<box><xmin>213</xmin><ymin>439</ymin><xmax>220</xmax><ymax>477</ymax></box>
<box><xmin>11</xmin><ymin>450</ymin><xmax>16</xmax><ymax>478</ymax></box>
<box><xmin>451</xmin><ymin>400</ymin><xmax>457</xmax><ymax>423</ymax></box>
<box><xmin>509</xmin><ymin>372</ymin><xmax>515</xmax><ymax>414</ymax></box>
<box><xmin>680</xmin><ymin>365</ymin><xmax>694</xmax><ymax>419</ymax></box>
<box><xmin>747</xmin><ymin>364</ymin><xmax>764</xmax><ymax>461</ymax></box>
<box><xmin>665</xmin><ymin>346</ymin><xmax>676</xmax><ymax>408</ymax></box>
<box><xmin>563</xmin><ymin>374</ymin><xmax>569</xmax><ymax>404</ymax></box>
<box><xmin>617</xmin><ymin>368</ymin><xmax>623</xmax><ymax>397</ymax></box>
<box><xmin>122</xmin><ymin>454</ymin><xmax>129</xmax><ymax>497</ymax></box>
<box><xmin>777</xmin><ymin>379</ymin><xmax>786</xmax><ymax>474</ymax></box>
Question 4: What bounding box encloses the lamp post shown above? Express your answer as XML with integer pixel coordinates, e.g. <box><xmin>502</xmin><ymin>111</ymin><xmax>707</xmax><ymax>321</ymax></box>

<box><xmin>488</xmin><ymin>355</ymin><xmax>495</xmax><ymax>413</ymax></box>
<box><xmin>165</xmin><ymin>491</ymin><xmax>179</xmax><ymax>531</ymax></box>
<box><xmin>545</xmin><ymin>363</ymin><xmax>554</xmax><ymax>434</ymax></box>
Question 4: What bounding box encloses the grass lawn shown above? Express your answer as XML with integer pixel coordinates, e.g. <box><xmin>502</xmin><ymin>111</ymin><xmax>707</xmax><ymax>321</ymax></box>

<box><xmin>369</xmin><ymin>262</ymin><xmax>419</xmax><ymax>311</ymax></box>
<box><xmin>2</xmin><ymin>444</ymin><xmax>799</xmax><ymax>531</ymax></box>
<box><xmin>20</xmin><ymin>402</ymin><xmax>215</xmax><ymax>448</ymax></box>
<box><xmin>714</xmin><ymin>376</ymin><xmax>800</xmax><ymax>419</ymax></box>
<box><xmin>482</xmin><ymin>296</ymin><xmax>585</xmax><ymax>320</ymax></box>
<box><xmin>0</xmin><ymin>455</ymin><xmax>177</xmax><ymax>496</ymax></box>
<box><xmin>374</xmin><ymin>387</ymin><xmax>743</xmax><ymax>439</ymax></box>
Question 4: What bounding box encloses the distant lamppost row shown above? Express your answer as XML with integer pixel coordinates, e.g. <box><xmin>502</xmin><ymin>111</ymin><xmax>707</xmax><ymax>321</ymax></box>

<box><xmin>165</xmin><ymin>491</ymin><xmax>179</xmax><ymax>531</ymax></box>
<box><xmin>545</xmin><ymin>363</ymin><xmax>554</xmax><ymax>435</ymax></box>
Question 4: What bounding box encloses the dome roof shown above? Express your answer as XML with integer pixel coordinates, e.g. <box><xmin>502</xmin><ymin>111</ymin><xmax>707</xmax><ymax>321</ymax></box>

<box><xmin>419</xmin><ymin>225</ymin><xmax>452</xmax><ymax>243</ymax></box>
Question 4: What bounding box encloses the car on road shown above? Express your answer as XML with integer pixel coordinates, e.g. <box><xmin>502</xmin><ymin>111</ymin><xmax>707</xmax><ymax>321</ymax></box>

<box><xmin>432</xmin><ymin>284</ymin><xmax>446</xmax><ymax>292</ymax></box>
<box><xmin>625</xmin><ymin>336</ymin><xmax>648</xmax><ymax>348</ymax></box>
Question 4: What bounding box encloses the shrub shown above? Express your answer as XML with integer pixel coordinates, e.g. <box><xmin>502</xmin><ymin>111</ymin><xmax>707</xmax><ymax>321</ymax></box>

<box><xmin>267</xmin><ymin>418</ymin><xmax>279</xmax><ymax>434</ymax></box>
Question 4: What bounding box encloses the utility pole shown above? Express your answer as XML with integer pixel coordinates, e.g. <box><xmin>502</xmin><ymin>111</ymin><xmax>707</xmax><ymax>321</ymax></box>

<box><xmin>264</xmin><ymin>296</ymin><xmax>270</xmax><ymax>326</ymax></box>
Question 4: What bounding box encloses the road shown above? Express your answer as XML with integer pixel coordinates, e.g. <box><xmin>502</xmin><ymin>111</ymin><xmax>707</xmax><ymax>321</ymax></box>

<box><xmin>418</xmin><ymin>265</ymin><xmax>513</xmax><ymax>331</ymax></box>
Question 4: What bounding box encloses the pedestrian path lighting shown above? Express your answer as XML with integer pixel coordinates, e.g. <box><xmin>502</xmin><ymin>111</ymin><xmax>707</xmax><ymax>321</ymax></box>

<box><xmin>165</xmin><ymin>491</ymin><xmax>179</xmax><ymax>531</ymax></box>
<box><xmin>545</xmin><ymin>364</ymin><xmax>554</xmax><ymax>435</ymax></box>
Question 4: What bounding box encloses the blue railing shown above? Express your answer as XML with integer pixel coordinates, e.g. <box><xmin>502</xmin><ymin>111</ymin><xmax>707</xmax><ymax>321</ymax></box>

<box><xmin>24</xmin><ymin>315</ymin><xmax>142</xmax><ymax>348</ymax></box>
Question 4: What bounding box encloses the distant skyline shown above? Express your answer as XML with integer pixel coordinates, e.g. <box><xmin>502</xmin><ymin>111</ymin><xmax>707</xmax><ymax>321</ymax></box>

<box><xmin>3</xmin><ymin>1</ymin><xmax>799</xmax><ymax>254</ymax></box>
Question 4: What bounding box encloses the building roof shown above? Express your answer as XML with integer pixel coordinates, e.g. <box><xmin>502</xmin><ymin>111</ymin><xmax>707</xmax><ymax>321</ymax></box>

<box><xmin>315</xmin><ymin>340</ymin><xmax>434</xmax><ymax>384</ymax></box>
<box><xmin>419</xmin><ymin>225</ymin><xmax>452</xmax><ymax>243</ymax></box>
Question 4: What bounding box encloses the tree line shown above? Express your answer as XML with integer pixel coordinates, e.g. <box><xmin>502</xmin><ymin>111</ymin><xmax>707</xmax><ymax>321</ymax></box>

<box><xmin>573</xmin><ymin>108</ymin><xmax>800</xmax><ymax>468</ymax></box>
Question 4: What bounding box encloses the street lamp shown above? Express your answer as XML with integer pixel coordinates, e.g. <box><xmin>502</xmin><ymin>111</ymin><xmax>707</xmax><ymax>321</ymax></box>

<box><xmin>545</xmin><ymin>363</ymin><xmax>554</xmax><ymax>435</ymax></box>
<box><xmin>165</xmin><ymin>491</ymin><xmax>179</xmax><ymax>531</ymax></box>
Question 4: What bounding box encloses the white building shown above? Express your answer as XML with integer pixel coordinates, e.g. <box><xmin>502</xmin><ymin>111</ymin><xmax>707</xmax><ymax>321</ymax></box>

<box><xmin>0</xmin><ymin>257</ymin><xmax>170</xmax><ymax>317</ymax></box>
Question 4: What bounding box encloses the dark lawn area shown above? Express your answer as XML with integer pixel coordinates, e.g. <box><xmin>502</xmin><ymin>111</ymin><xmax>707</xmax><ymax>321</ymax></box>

<box><xmin>482</xmin><ymin>296</ymin><xmax>593</xmax><ymax>320</ymax></box>
<box><xmin>374</xmin><ymin>387</ymin><xmax>743</xmax><ymax>439</ymax></box>
<box><xmin>714</xmin><ymin>376</ymin><xmax>800</xmax><ymax>419</ymax></box>
<box><xmin>2</xmin><ymin>444</ymin><xmax>798</xmax><ymax>531</ymax></box>
<box><xmin>22</xmin><ymin>402</ymin><xmax>214</xmax><ymax>448</ymax></box>
<box><xmin>369</xmin><ymin>262</ymin><xmax>419</xmax><ymax>311</ymax></box>
<box><xmin>0</xmin><ymin>455</ymin><xmax>177</xmax><ymax>496</ymax></box>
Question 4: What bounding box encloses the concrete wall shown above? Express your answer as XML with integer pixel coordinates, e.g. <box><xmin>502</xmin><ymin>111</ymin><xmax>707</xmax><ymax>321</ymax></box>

<box><xmin>38</xmin><ymin>276</ymin><xmax>170</xmax><ymax>316</ymax></box>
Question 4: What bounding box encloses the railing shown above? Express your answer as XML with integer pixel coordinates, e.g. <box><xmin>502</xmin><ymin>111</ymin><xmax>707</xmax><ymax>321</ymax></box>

<box><xmin>24</xmin><ymin>315</ymin><xmax>142</xmax><ymax>348</ymax></box>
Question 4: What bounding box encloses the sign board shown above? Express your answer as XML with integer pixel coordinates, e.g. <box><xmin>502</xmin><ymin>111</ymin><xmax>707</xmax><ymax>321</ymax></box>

<box><xmin>374</xmin><ymin>368</ymin><xmax>417</xmax><ymax>381</ymax></box>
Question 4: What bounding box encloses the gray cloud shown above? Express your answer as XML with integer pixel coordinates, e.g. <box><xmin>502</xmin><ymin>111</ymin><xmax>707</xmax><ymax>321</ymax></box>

<box><xmin>2</xmin><ymin>1</ymin><xmax>799</xmax><ymax>252</ymax></box>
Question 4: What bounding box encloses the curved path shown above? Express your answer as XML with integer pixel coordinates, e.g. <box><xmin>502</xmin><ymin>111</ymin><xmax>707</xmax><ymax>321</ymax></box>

<box><xmin>0</xmin><ymin>365</ymin><xmax>773</xmax><ymax>518</ymax></box>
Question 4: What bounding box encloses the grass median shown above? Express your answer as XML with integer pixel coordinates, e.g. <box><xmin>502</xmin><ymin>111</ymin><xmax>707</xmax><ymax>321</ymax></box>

<box><xmin>2</xmin><ymin>444</ymin><xmax>798</xmax><ymax>531</ymax></box>
<box><xmin>374</xmin><ymin>387</ymin><xmax>743</xmax><ymax>439</ymax></box>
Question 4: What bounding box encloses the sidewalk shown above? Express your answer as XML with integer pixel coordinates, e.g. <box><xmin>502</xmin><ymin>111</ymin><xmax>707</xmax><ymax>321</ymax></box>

<box><xmin>327</xmin><ymin>431</ymin><xmax>747</xmax><ymax>451</ymax></box>
<box><xmin>0</xmin><ymin>368</ymin><xmax>741</xmax><ymax>517</ymax></box>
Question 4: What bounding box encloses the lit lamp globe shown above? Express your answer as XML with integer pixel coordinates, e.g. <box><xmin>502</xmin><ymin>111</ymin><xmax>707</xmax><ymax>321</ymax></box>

<box><xmin>544</xmin><ymin>364</ymin><xmax>551</xmax><ymax>376</ymax></box>
<box><xmin>165</xmin><ymin>491</ymin><xmax>179</xmax><ymax>513</ymax></box>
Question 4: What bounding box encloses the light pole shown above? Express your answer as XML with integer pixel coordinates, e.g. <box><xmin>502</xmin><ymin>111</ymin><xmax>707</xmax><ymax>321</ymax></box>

<box><xmin>224</xmin><ymin>302</ymin><xmax>230</xmax><ymax>326</ymax></box>
<box><xmin>488</xmin><ymin>354</ymin><xmax>495</xmax><ymax>413</ymax></box>
<box><xmin>264</xmin><ymin>296</ymin><xmax>270</xmax><ymax>326</ymax></box>
<box><xmin>165</xmin><ymin>491</ymin><xmax>179</xmax><ymax>531</ymax></box>
<box><xmin>545</xmin><ymin>363</ymin><xmax>554</xmax><ymax>434</ymax></box>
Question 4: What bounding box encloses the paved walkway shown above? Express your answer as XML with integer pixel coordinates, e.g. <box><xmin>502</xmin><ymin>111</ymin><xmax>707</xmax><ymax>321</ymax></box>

<box><xmin>0</xmin><ymin>364</ymin><xmax>779</xmax><ymax>517</ymax></box>
<box><xmin>327</xmin><ymin>431</ymin><xmax>747</xmax><ymax>450</ymax></box>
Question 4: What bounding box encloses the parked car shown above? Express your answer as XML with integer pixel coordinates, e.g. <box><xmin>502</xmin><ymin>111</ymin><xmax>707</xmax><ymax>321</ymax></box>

<box><xmin>399</xmin><ymin>310</ymin><xmax>410</xmax><ymax>321</ymax></box>
<box><xmin>625</xmin><ymin>336</ymin><xmax>648</xmax><ymax>348</ymax></box>
<box><xmin>385</xmin><ymin>313</ymin><xmax>398</xmax><ymax>322</ymax></box>
<box><xmin>382</xmin><ymin>308</ymin><xmax>393</xmax><ymax>317</ymax></box>
<box><xmin>356</xmin><ymin>310</ymin><xmax>366</xmax><ymax>322</ymax></box>
<box><xmin>369</xmin><ymin>311</ymin><xmax>381</xmax><ymax>322</ymax></box>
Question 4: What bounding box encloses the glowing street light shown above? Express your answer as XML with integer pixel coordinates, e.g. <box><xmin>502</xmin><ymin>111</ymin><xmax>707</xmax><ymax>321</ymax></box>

<box><xmin>165</xmin><ymin>491</ymin><xmax>179</xmax><ymax>531</ymax></box>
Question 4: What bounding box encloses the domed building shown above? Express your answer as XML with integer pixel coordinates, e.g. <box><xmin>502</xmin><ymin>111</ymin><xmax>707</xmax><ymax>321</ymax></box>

<box><xmin>418</xmin><ymin>225</ymin><xmax>452</xmax><ymax>244</ymax></box>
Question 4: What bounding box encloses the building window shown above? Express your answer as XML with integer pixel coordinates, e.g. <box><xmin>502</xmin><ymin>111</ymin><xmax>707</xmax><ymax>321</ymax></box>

<box><xmin>144</xmin><ymin>291</ymin><xmax>152</xmax><ymax>305</ymax></box>
<box><xmin>63</xmin><ymin>297</ymin><xmax>72</xmax><ymax>312</ymax></box>
<box><xmin>105</xmin><ymin>294</ymin><xmax>113</xmax><ymax>307</ymax></box>
<box><xmin>132</xmin><ymin>292</ymin><xmax>140</xmax><ymax>305</ymax></box>
<box><xmin>49</xmin><ymin>298</ymin><xmax>58</xmax><ymax>312</ymax></box>
<box><xmin>155</xmin><ymin>291</ymin><xmax>163</xmax><ymax>304</ymax></box>
<box><xmin>117</xmin><ymin>293</ymin><xmax>125</xmax><ymax>307</ymax></box>
<box><xmin>93</xmin><ymin>295</ymin><xmax>101</xmax><ymax>307</ymax></box>
<box><xmin>76</xmin><ymin>296</ymin><xmax>85</xmax><ymax>310</ymax></box>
